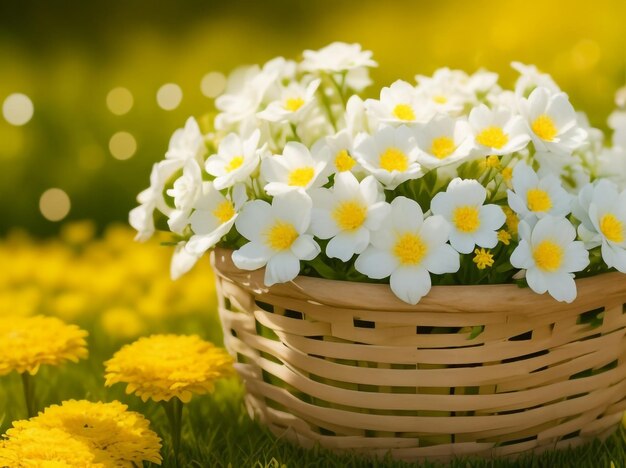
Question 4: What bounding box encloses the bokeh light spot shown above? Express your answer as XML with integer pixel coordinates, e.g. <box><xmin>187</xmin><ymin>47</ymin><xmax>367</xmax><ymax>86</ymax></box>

<box><xmin>156</xmin><ymin>83</ymin><xmax>183</xmax><ymax>110</ymax></box>
<box><xmin>40</xmin><ymin>188</ymin><xmax>71</xmax><ymax>222</ymax></box>
<box><xmin>200</xmin><ymin>72</ymin><xmax>226</xmax><ymax>98</ymax></box>
<box><xmin>2</xmin><ymin>93</ymin><xmax>34</xmax><ymax>126</ymax></box>
<box><xmin>109</xmin><ymin>131</ymin><xmax>137</xmax><ymax>160</ymax></box>
<box><xmin>106</xmin><ymin>87</ymin><xmax>134</xmax><ymax>115</ymax></box>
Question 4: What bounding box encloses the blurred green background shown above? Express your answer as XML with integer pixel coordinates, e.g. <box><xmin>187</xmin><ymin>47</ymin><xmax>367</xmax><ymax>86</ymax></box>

<box><xmin>1</xmin><ymin>0</ymin><xmax>625</xmax><ymax>235</ymax></box>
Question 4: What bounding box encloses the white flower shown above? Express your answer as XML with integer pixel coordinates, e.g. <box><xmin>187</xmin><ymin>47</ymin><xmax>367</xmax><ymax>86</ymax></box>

<box><xmin>310</xmin><ymin>173</ymin><xmax>390</xmax><ymax>261</ymax></box>
<box><xmin>261</xmin><ymin>142</ymin><xmax>330</xmax><ymax>195</ymax></box>
<box><xmin>465</xmin><ymin>70</ymin><xmax>500</xmax><ymax>97</ymax></box>
<box><xmin>215</xmin><ymin>64</ymin><xmax>278</xmax><ymax>133</ymax></box>
<box><xmin>365</xmin><ymin>80</ymin><xmax>424</xmax><ymax>125</ymax></box>
<box><xmin>507</xmin><ymin>162</ymin><xmax>572</xmax><ymax>221</ymax></box>
<box><xmin>165</xmin><ymin>117</ymin><xmax>207</xmax><ymax>164</ymax></box>
<box><xmin>430</xmin><ymin>178</ymin><xmax>505</xmax><ymax>254</ymax></box>
<box><xmin>171</xmin><ymin>241</ymin><xmax>201</xmax><ymax>280</ymax></box>
<box><xmin>414</xmin><ymin>115</ymin><xmax>475</xmax><ymax>169</ymax></box>
<box><xmin>415</xmin><ymin>68</ymin><xmax>469</xmax><ymax>115</ymax></box>
<box><xmin>519</xmin><ymin>87</ymin><xmax>587</xmax><ymax>154</ymax></box>
<box><xmin>205</xmin><ymin>130</ymin><xmax>262</xmax><ymax>190</ymax></box>
<box><xmin>510</xmin><ymin>216</ymin><xmax>589</xmax><ymax>303</ymax></box>
<box><xmin>166</xmin><ymin>159</ymin><xmax>203</xmax><ymax>234</ymax></box>
<box><xmin>355</xmin><ymin>197</ymin><xmax>459</xmax><ymax>304</ymax></box>
<box><xmin>572</xmin><ymin>180</ymin><xmax>626</xmax><ymax>272</ymax></box>
<box><xmin>129</xmin><ymin>160</ymin><xmax>179</xmax><ymax>241</ymax></box>
<box><xmin>257</xmin><ymin>79</ymin><xmax>321</xmax><ymax>123</ymax></box>
<box><xmin>319</xmin><ymin>129</ymin><xmax>360</xmax><ymax>175</ymax></box>
<box><xmin>511</xmin><ymin>62</ymin><xmax>560</xmax><ymax>97</ymax></box>
<box><xmin>186</xmin><ymin>183</ymin><xmax>247</xmax><ymax>256</ymax></box>
<box><xmin>608</xmin><ymin>109</ymin><xmax>626</xmax><ymax>149</ymax></box>
<box><xmin>301</xmin><ymin>42</ymin><xmax>377</xmax><ymax>73</ymax></box>
<box><xmin>469</xmin><ymin>104</ymin><xmax>530</xmax><ymax>155</ymax></box>
<box><xmin>233</xmin><ymin>191</ymin><xmax>320</xmax><ymax>286</ymax></box>
<box><xmin>344</xmin><ymin>95</ymin><xmax>371</xmax><ymax>137</ymax></box>
<box><xmin>353</xmin><ymin>125</ymin><xmax>423</xmax><ymax>189</ymax></box>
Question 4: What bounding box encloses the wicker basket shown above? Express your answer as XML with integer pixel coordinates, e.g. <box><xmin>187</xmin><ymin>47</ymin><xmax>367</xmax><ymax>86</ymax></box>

<box><xmin>211</xmin><ymin>247</ymin><xmax>626</xmax><ymax>462</ymax></box>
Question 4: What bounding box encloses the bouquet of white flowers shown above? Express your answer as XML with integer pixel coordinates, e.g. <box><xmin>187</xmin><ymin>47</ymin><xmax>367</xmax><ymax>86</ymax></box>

<box><xmin>131</xmin><ymin>42</ymin><xmax>626</xmax><ymax>305</ymax></box>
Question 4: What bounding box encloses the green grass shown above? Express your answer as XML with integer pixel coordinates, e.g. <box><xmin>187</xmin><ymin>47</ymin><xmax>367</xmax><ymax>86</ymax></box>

<box><xmin>2</xmin><ymin>332</ymin><xmax>626</xmax><ymax>468</ymax></box>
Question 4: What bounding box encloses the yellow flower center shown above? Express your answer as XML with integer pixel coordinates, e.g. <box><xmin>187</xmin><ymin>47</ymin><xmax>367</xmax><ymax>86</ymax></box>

<box><xmin>225</xmin><ymin>156</ymin><xmax>244</xmax><ymax>173</ymax></box>
<box><xmin>433</xmin><ymin>95</ymin><xmax>448</xmax><ymax>104</ymax></box>
<box><xmin>526</xmin><ymin>188</ymin><xmax>552</xmax><ymax>212</ymax></box>
<box><xmin>600</xmin><ymin>213</ymin><xmax>624</xmax><ymax>243</ymax></box>
<box><xmin>532</xmin><ymin>114</ymin><xmax>558</xmax><ymax>141</ymax></box>
<box><xmin>265</xmin><ymin>221</ymin><xmax>298</xmax><ymax>250</ymax></box>
<box><xmin>285</xmin><ymin>97</ymin><xmax>305</xmax><ymax>112</ymax></box>
<box><xmin>393</xmin><ymin>233</ymin><xmax>428</xmax><ymax>265</ymax></box>
<box><xmin>453</xmin><ymin>206</ymin><xmax>481</xmax><ymax>233</ymax></box>
<box><xmin>334</xmin><ymin>149</ymin><xmax>356</xmax><ymax>172</ymax></box>
<box><xmin>288</xmin><ymin>167</ymin><xmax>315</xmax><ymax>187</ymax></box>
<box><xmin>497</xmin><ymin>230</ymin><xmax>512</xmax><ymax>245</ymax></box>
<box><xmin>473</xmin><ymin>248</ymin><xmax>494</xmax><ymax>269</ymax></box>
<box><xmin>430</xmin><ymin>136</ymin><xmax>455</xmax><ymax>159</ymax></box>
<box><xmin>532</xmin><ymin>240</ymin><xmax>563</xmax><ymax>272</ymax></box>
<box><xmin>212</xmin><ymin>201</ymin><xmax>235</xmax><ymax>224</ymax></box>
<box><xmin>379</xmin><ymin>148</ymin><xmax>409</xmax><ymax>172</ymax></box>
<box><xmin>476</xmin><ymin>126</ymin><xmax>509</xmax><ymax>149</ymax></box>
<box><xmin>392</xmin><ymin>104</ymin><xmax>415</xmax><ymax>121</ymax></box>
<box><xmin>332</xmin><ymin>200</ymin><xmax>367</xmax><ymax>231</ymax></box>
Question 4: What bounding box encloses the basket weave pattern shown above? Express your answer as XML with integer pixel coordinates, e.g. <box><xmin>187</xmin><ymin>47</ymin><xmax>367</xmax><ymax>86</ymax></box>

<box><xmin>212</xmin><ymin>248</ymin><xmax>626</xmax><ymax>460</ymax></box>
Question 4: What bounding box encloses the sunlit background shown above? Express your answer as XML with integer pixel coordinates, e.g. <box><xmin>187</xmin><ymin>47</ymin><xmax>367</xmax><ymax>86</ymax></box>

<box><xmin>1</xmin><ymin>0</ymin><xmax>625</xmax><ymax>235</ymax></box>
<box><xmin>1</xmin><ymin>1</ymin><xmax>626</xmax><ymax>463</ymax></box>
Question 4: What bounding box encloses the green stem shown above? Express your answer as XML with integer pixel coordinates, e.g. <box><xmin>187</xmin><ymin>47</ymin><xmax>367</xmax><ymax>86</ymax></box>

<box><xmin>326</xmin><ymin>72</ymin><xmax>347</xmax><ymax>107</ymax></box>
<box><xmin>21</xmin><ymin>372</ymin><xmax>36</xmax><ymax>418</ymax></box>
<box><xmin>161</xmin><ymin>398</ymin><xmax>184</xmax><ymax>467</ymax></box>
<box><xmin>316</xmin><ymin>86</ymin><xmax>338</xmax><ymax>131</ymax></box>
<box><xmin>289</xmin><ymin>122</ymin><xmax>300</xmax><ymax>141</ymax></box>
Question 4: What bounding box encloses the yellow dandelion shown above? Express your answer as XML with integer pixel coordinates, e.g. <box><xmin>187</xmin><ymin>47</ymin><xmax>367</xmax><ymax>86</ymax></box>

<box><xmin>473</xmin><ymin>248</ymin><xmax>494</xmax><ymax>270</ymax></box>
<box><xmin>9</xmin><ymin>400</ymin><xmax>162</xmax><ymax>466</ymax></box>
<box><xmin>0</xmin><ymin>315</ymin><xmax>88</xmax><ymax>376</ymax></box>
<box><xmin>0</xmin><ymin>425</ymin><xmax>102</xmax><ymax>467</ymax></box>
<box><xmin>497</xmin><ymin>229</ymin><xmax>512</xmax><ymax>245</ymax></box>
<box><xmin>104</xmin><ymin>334</ymin><xmax>234</xmax><ymax>403</ymax></box>
<box><xmin>502</xmin><ymin>206</ymin><xmax>519</xmax><ymax>235</ymax></box>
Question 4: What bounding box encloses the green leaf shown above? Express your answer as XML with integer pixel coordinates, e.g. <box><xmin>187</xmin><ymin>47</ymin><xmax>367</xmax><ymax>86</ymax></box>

<box><xmin>468</xmin><ymin>325</ymin><xmax>484</xmax><ymax>340</ymax></box>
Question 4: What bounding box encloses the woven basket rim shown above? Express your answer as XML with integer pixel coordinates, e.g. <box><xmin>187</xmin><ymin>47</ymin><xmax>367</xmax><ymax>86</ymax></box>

<box><xmin>212</xmin><ymin>247</ymin><xmax>626</xmax><ymax>314</ymax></box>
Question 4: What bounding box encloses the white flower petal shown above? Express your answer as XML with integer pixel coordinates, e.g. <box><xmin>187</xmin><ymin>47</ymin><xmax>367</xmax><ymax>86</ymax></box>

<box><xmin>264</xmin><ymin>251</ymin><xmax>301</xmax><ymax>286</ymax></box>
<box><xmin>235</xmin><ymin>200</ymin><xmax>272</xmax><ymax>242</ymax></box>
<box><xmin>526</xmin><ymin>268</ymin><xmax>548</xmax><ymax>295</ymax></box>
<box><xmin>291</xmin><ymin>234</ymin><xmax>320</xmax><ymax>261</ymax></box>
<box><xmin>273</xmin><ymin>191</ymin><xmax>312</xmax><ymax>233</ymax></box>
<box><xmin>390</xmin><ymin>266</ymin><xmax>431</xmax><ymax>305</ymax></box>
<box><xmin>510</xmin><ymin>240</ymin><xmax>533</xmax><ymax>269</ymax></box>
<box><xmin>355</xmin><ymin>247</ymin><xmax>398</xmax><ymax>279</ymax></box>
<box><xmin>391</xmin><ymin>197</ymin><xmax>423</xmax><ymax>231</ymax></box>
<box><xmin>364</xmin><ymin>202</ymin><xmax>391</xmax><ymax>231</ymax></box>
<box><xmin>232</xmin><ymin>242</ymin><xmax>273</xmax><ymax>271</ymax></box>
<box><xmin>545</xmin><ymin>272</ymin><xmax>577</xmax><ymax>303</ymax></box>
<box><xmin>171</xmin><ymin>243</ymin><xmax>200</xmax><ymax>280</ymax></box>
<box><xmin>422</xmin><ymin>244</ymin><xmax>460</xmax><ymax>274</ymax></box>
